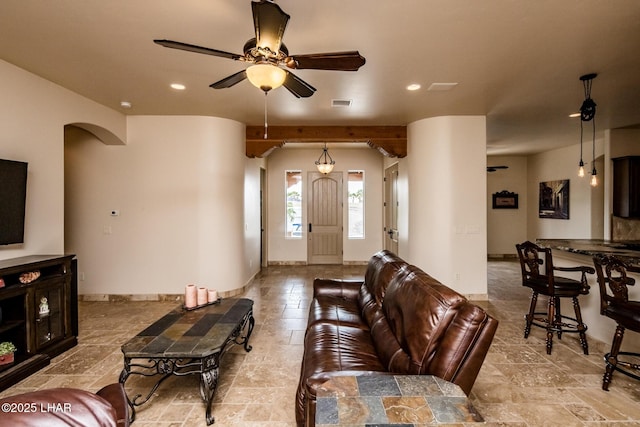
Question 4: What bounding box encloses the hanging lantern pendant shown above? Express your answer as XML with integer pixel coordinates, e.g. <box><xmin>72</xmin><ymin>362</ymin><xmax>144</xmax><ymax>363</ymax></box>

<box><xmin>315</xmin><ymin>143</ymin><xmax>335</xmax><ymax>174</ymax></box>
<box><xmin>578</xmin><ymin>73</ymin><xmax>598</xmax><ymax>186</ymax></box>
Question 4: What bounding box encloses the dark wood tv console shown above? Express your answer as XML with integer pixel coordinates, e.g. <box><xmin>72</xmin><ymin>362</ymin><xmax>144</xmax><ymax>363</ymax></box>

<box><xmin>0</xmin><ymin>255</ymin><xmax>78</xmax><ymax>391</ymax></box>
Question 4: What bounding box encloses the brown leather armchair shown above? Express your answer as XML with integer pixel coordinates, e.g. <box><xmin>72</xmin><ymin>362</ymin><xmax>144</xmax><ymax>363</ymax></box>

<box><xmin>0</xmin><ymin>383</ymin><xmax>129</xmax><ymax>426</ymax></box>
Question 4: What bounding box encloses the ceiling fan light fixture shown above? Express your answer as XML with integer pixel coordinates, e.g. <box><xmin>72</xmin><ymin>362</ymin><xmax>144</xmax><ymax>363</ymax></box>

<box><xmin>246</xmin><ymin>63</ymin><xmax>286</xmax><ymax>92</ymax></box>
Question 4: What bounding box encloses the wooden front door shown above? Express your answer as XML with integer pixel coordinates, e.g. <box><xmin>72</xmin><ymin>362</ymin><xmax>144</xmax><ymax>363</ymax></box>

<box><xmin>307</xmin><ymin>171</ymin><xmax>343</xmax><ymax>264</ymax></box>
<box><xmin>384</xmin><ymin>163</ymin><xmax>399</xmax><ymax>254</ymax></box>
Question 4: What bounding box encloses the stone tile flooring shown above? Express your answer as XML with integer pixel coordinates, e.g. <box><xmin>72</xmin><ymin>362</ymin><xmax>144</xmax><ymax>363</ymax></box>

<box><xmin>2</xmin><ymin>260</ymin><xmax>640</xmax><ymax>426</ymax></box>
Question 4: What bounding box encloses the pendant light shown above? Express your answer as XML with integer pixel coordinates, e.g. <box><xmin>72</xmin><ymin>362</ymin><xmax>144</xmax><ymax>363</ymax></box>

<box><xmin>578</xmin><ymin>73</ymin><xmax>598</xmax><ymax>186</ymax></box>
<box><xmin>315</xmin><ymin>143</ymin><xmax>335</xmax><ymax>174</ymax></box>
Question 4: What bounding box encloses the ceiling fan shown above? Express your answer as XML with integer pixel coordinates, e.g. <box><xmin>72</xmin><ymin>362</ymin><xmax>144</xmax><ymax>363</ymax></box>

<box><xmin>153</xmin><ymin>0</ymin><xmax>366</xmax><ymax>98</ymax></box>
<box><xmin>487</xmin><ymin>166</ymin><xmax>509</xmax><ymax>172</ymax></box>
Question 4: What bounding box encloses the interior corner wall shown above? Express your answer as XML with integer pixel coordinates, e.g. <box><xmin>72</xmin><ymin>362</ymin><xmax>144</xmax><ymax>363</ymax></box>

<box><xmin>486</xmin><ymin>156</ymin><xmax>528</xmax><ymax>255</ymax></box>
<box><xmin>0</xmin><ymin>59</ymin><xmax>125</xmax><ymax>260</ymax></box>
<box><xmin>65</xmin><ymin>115</ymin><xmax>249</xmax><ymax>295</ymax></box>
<box><xmin>245</xmin><ymin>155</ymin><xmax>266</xmax><ymax>278</ymax></box>
<box><xmin>406</xmin><ymin>116</ymin><xmax>487</xmax><ymax>297</ymax></box>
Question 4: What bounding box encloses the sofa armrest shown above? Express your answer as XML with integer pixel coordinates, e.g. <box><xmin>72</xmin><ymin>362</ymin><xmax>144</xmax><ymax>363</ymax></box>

<box><xmin>313</xmin><ymin>278</ymin><xmax>362</xmax><ymax>299</ymax></box>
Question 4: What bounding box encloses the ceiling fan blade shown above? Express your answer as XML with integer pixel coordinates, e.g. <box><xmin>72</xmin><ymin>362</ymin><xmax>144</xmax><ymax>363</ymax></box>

<box><xmin>154</xmin><ymin>39</ymin><xmax>243</xmax><ymax>61</ymax></box>
<box><xmin>283</xmin><ymin>71</ymin><xmax>316</xmax><ymax>98</ymax></box>
<box><xmin>252</xmin><ymin>0</ymin><xmax>289</xmax><ymax>55</ymax></box>
<box><xmin>210</xmin><ymin>70</ymin><xmax>248</xmax><ymax>89</ymax></box>
<box><xmin>286</xmin><ymin>51</ymin><xmax>366</xmax><ymax>71</ymax></box>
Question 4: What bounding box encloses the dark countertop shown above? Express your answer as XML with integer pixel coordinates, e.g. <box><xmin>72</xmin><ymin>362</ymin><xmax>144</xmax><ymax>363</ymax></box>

<box><xmin>537</xmin><ymin>239</ymin><xmax>640</xmax><ymax>266</ymax></box>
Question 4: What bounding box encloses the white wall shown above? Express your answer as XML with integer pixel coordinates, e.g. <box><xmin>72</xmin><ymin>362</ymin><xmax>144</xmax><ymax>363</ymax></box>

<box><xmin>487</xmin><ymin>156</ymin><xmax>528</xmax><ymax>255</ymax></box>
<box><xmin>406</xmin><ymin>116</ymin><xmax>488</xmax><ymax>298</ymax></box>
<box><xmin>266</xmin><ymin>146</ymin><xmax>383</xmax><ymax>263</ymax></box>
<box><xmin>0</xmin><ymin>59</ymin><xmax>125</xmax><ymax>260</ymax></box>
<box><xmin>528</xmin><ymin>142</ymin><xmax>604</xmax><ymax>240</ymax></box>
<box><xmin>64</xmin><ymin>116</ymin><xmax>260</xmax><ymax>296</ymax></box>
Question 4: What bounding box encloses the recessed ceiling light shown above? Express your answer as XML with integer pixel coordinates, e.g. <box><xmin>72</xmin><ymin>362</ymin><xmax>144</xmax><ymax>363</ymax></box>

<box><xmin>120</xmin><ymin>101</ymin><xmax>132</xmax><ymax>109</ymax></box>
<box><xmin>569</xmin><ymin>112</ymin><xmax>581</xmax><ymax>118</ymax></box>
<box><xmin>406</xmin><ymin>83</ymin><xmax>421</xmax><ymax>91</ymax></box>
<box><xmin>170</xmin><ymin>83</ymin><xmax>186</xmax><ymax>90</ymax></box>
<box><xmin>427</xmin><ymin>82</ymin><xmax>458</xmax><ymax>91</ymax></box>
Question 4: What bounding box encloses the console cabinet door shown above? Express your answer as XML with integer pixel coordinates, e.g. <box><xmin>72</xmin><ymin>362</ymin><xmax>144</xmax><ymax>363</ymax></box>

<box><xmin>34</xmin><ymin>281</ymin><xmax>65</xmax><ymax>351</ymax></box>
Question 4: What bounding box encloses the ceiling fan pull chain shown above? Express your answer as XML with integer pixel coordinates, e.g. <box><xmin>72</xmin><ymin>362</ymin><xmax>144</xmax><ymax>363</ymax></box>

<box><xmin>264</xmin><ymin>91</ymin><xmax>268</xmax><ymax>139</ymax></box>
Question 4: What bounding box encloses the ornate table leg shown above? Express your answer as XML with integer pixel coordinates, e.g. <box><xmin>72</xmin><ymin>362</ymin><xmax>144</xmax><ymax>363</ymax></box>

<box><xmin>233</xmin><ymin>309</ymin><xmax>255</xmax><ymax>352</ymax></box>
<box><xmin>200</xmin><ymin>353</ymin><xmax>221</xmax><ymax>425</ymax></box>
<box><xmin>119</xmin><ymin>358</ymin><xmax>137</xmax><ymax>424</ymax></box>
<box><xmin>200</xmin><ymin>367</ymin><xmax>219</xmax><ymax>425</ymax></box>
<box><xmin>244</xmin><ymin>311</ymin><xmax>255</xmax><ymax>352</ymax></box>
<box><xmin>119</xmin><ymin>357</ymin><xmax>179</xmax><ymax>423</ymax></box>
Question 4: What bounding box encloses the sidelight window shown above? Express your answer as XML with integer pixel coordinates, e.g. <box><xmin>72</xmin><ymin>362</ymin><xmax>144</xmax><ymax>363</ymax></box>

<box><xmin>286</xmin><ymin>171</ymin><xmax>302</xmax><ymax>238</ymax></box>
<box><xmin>348</xmin><ymin>171</ymin><xmax>364</xmax><ymax>239</ymax></box>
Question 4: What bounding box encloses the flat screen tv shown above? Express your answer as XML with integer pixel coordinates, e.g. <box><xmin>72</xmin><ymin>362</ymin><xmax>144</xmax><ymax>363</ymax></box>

<box><xmin>0</xmin><ymin>159</ymin><xmax>28</xmax><ymax>245</ymax></box>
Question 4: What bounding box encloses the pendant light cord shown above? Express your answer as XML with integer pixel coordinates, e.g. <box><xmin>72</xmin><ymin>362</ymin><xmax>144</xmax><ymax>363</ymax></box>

<box><xmin>579</xmin><ymin>119</ymin><xmax>584</xmax><ymax>162</ymax></box>
<box><xmin>264</xmin><ymin>91</ymin><xmax>268</xmax><ymax>139</ymax></box>
<box><xmin>592</xmin><ymin>117</ymin><xmax>596</xmax><ymax>172</ymax></box>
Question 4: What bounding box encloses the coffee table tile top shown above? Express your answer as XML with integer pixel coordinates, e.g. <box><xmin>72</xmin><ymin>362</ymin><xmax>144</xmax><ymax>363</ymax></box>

<box><xmin>121</xmin><ymin>298</ymin><xmax>253</xmax><ymax>358</ymax></box>
<box><xmin>316</xmin><ymin>374</ymin><xmax>483</xmax><ymax>426</ymax></box>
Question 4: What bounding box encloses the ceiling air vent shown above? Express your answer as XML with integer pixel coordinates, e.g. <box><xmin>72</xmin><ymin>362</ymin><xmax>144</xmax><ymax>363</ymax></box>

<box><xmin>331</xmin><ymin>99</ymin><xmax>352</xmax><ymax>107</ymax></box>
<box><xmin>427</xmin><ymin>82</ymin><xmax>458</xmax><ymax>91</ymax></box>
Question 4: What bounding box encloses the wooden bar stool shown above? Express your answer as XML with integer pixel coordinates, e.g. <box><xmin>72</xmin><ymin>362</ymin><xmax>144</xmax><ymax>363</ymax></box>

<box><xmin>593</xmin><ymin>254</ymin><xmax>640</xmax><ymax>390</ymax></box>
<box><xmin>515</xmin><ymin>241</ymin><xmax>594</xmax><ymax>354</ymax></box>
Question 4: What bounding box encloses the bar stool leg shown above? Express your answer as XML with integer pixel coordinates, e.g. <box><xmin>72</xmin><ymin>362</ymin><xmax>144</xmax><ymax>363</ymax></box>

<box><xmin>572</xmin><ymin>296</ymin><xmax>589</xmax><ymax>355</ymax></box>
<box><xmin>524</xmin><ymin>291</ymin><xmax>538</xmax><ymax>339</ymax></box>
<box><xmin>555</xmin><ymin>297</ymin><xmax>563</xmax><ymax>339</ymax></box>
<box><xmin>546</xmin><ymin>296</ymin><xmax>555</xmax><ymax>355</ymax></box>
<box><xmin>603</xmin><ymin>325</ymin><xmax>625</xmax><ymax>391</ymax></box>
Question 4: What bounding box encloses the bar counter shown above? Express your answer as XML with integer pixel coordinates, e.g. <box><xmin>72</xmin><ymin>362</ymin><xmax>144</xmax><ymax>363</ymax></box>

<box><xmin>537</xmin><ymin>239</ymin><xmax>640</xmax><ymax>267</ymax></box>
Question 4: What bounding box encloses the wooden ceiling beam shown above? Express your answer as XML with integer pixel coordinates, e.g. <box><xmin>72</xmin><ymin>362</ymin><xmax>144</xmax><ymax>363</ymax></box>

<box><xmin>245</xmin><ymin>125</ymin><xmax>407</xmax><ymax>158</ymax></box>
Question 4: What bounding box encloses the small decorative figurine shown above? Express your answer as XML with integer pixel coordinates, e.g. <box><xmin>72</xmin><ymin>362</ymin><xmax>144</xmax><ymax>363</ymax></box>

<box><xmin>39</xmin><ymin>297</ymin><xmax>50</xmax><ymax>316</ymax></box>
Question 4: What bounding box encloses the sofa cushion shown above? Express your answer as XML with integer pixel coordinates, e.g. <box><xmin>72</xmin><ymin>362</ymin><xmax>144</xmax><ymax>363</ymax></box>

<box><xmin>363</xmin><ymin>250</ymin><xmax>407</xmax><ymax>306</ymax></box>
<box><xmin>302</xmin><ymin>322</ymin><xmax>384</xmax><ymax>374</ymax></box>
<box><xmin>382</xmin><ymin>265</ymin><xmax>467</xmax><ymax>374</ymax></box>
<box><xmin>307</xmin><ymin>293</ymin><xmax>368</xmax><ymax>329</ymax></box>
<box><xmin>296</xmin><ymin>321</ymin><xmax>385</xmax><ymax>425</ymax></box>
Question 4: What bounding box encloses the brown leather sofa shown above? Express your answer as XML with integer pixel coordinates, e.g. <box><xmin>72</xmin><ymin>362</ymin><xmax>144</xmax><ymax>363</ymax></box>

<box><xmin>296</xmin><ymin>250</ymin><xmax>499</xmax><ymax>426</ymax></box>
<box><xmin>0</xmin><ymin>383</ymin><xmax>129</xmax><ymax>426</ymax></box>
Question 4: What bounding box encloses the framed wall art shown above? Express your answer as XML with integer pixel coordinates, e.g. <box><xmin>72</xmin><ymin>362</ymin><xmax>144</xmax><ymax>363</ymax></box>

<box><xmin>492</xmin><ymin>190</ymin><xmax>518</xmax><ymax>209</ymax></box>
<box><xmin>539</xmin><ymin>179</ymin><xmax>569</xmax><ymax>219</ymax></box>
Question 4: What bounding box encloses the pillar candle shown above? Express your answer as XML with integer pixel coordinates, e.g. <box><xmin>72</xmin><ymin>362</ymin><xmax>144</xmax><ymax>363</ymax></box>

<box><xmin>197</xmin><ymin>287</ymin><xmax>208</xmax><ymax>306</ymax></box>
<box><xmin>185</xmin><ymin>284</ymin><xmax>197</xmax><ymax>308</ymax></box>
<box><xmin>208</xmin><ymin>289</ymin><xmax>218</xmax><ymax>303</ymax></box>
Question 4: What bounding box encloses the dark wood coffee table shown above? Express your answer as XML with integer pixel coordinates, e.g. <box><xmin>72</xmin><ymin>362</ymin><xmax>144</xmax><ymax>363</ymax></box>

<box><xmin>119</xmin><ymin>298</ymin><xmax>254</xmax><ymax>425</ymax></box>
